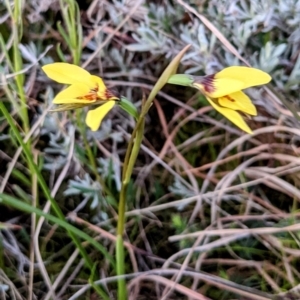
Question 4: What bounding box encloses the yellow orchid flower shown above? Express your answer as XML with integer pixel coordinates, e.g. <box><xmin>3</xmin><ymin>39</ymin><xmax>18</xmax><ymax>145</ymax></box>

<box><xmin>192</xmin><ymin>66</ymin><xmax>271</xmax><ymax>134</ymax></box>
<box><xmin>42</xmin><ymin>63</ymin><xmax>119</xmax><ymax>131</ymax></box>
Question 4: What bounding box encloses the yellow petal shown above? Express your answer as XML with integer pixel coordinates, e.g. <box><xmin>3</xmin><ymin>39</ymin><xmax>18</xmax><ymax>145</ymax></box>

<box><xmin>42</xmin><ymin>63</ymin><xmax>92</xmax><ymax>85</ymax></box>
<box><xmin>85</xmin><ymin>101</ymin><xmax>115</xmax><ymax>131</ymax></box>
<box><xmin>206</xmin><ymin>97</ymin><xmax>253</xmax><ymax>134</ymax></box>
<box><xmin>216</xmin><ymin>66</ymin><xmax>271</xmax><ymax>90</ymax></box>
<box><xmin>52</xmin><ymin>84</ymin><xmax>96</xmax><ymax>104</ymax></box>
<box><xmin>218</xmin><ymin>91</ymin><xmax>257</xmax><ymax>115</ymax></box>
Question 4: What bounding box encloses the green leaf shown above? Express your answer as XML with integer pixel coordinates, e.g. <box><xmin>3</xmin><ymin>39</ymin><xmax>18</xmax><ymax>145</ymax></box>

<box><xmin>119</xmin><ymin>97</ymin><xmax>139</xmax><ymax>121</ymax></box>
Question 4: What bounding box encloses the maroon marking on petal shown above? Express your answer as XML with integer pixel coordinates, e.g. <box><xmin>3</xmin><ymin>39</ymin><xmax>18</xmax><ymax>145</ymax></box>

<box><xmin>76</xmin><ymin>93</ymin><xmax>98</xmax><ymax>100</ymax></box>
<box><xmin>224</xmin><ymin>95</ymin><xmax>235</xmax><ymax>102</ymax></box>
<box><xmin>76</xmin><ymin>84</ymin><xmax>99</xmax><ymax>101</ymax></box>
<box><xmin>201</xmin><ymin>74</ymin><xmax>216</xmax><ymax>94</ymax></box>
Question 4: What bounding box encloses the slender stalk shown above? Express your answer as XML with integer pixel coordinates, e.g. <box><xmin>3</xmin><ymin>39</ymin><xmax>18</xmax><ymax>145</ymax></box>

<box><xmin>115</xmin><ymin>45</ymin><xmax>191</xmax><ymax>299</ymax></box>
<box><xmin>117</xmin><ymin>119</ymin><xmax>145</xmax><ymax>236</ymax></box>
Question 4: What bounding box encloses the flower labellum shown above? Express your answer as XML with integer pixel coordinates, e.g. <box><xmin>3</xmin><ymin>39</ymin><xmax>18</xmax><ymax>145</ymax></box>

<box><xmin>192</xmin><ymin>66</ymin><xmax>271</xmax><ymax>134</ymax></box>
<box><xmin>42</xmin><ymin>63</ymin><xmax>119</xmax><ymax>131</ymax></box>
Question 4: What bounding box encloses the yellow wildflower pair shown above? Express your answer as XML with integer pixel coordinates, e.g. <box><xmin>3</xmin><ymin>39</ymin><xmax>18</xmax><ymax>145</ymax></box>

<box><xmin>42</xmin><ymin>63</ymin><xmax>120</xmax><ymax>131</ymax></box>
<box><xmin>43</xmin><ymin>62</ymin><xmax>271</xmax><ymax>134</ymax></box>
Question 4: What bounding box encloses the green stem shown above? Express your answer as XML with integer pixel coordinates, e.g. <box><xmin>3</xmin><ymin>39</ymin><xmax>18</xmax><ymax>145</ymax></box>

<box><xmin>116</xmin><ymin>235</ymin><xmax>126</xmax><ymax>300</ymax></box>
<box><xmin>115</xmin><ymin>45</ymin><xmax>191</xmax><ymax>299</ymax></box>
<box><xmin>117</xmin><ymin>119</ymin><xmax>145</xmax><ymax>235</ymax></box>
<box><xmin>115</xmin><ymin>68</ymin><xmax>168</xmax><ymax>298</ymax></box>
<box><xmin>116</xmin><ymin>113</ymin><xmax>145</xmax><ymax>300</ymax></box>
